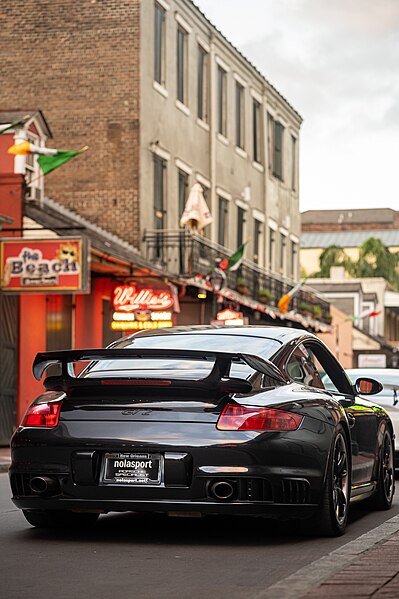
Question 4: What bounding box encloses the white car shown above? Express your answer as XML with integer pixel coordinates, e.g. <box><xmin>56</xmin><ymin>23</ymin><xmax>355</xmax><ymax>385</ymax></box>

<box><xmin>323</xmin><ymin>368</ymin><xmax>399</xmax><ymax>469</ymax></box>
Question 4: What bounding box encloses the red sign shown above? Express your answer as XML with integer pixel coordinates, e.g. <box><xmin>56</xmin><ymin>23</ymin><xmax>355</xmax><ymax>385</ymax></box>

<box><xmin>0</xmin><ymin>237</ymin><xmax>89</xmax><ymax>293</ymax></box>
<box><xmin>216</xmin><ymin>308</ymin><xmax>243</xmax><ymax>321</ymax></box>
<box><xmin>113</xmin><ymin>285</ymin><xmax>174</xmax><ymax>312</ymax></box>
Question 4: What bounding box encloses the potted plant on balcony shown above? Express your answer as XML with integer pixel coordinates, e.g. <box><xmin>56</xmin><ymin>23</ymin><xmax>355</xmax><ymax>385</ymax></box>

<box><xmin>324</xmin><ymin>313</ymin><xmax>333</xmax><ymax>325</ymax></box>
<box><xmin>298</xmin><ymin>301</ymin><xmax>312</xmax><ymax>316</ymax></box>
<box><xmin>258</xmin><ymin>288</ymin><xmax>274</xmax><ymax>304</ymax></box>
<box><xmin>312</xmin><ymin>305</ymin><xmax>322</xmax><ymax>320</ymax></box>
<box><xmin>236</xmin><ymin>277</ymin><xmax>249</xmax><ymax>296</ymax></box>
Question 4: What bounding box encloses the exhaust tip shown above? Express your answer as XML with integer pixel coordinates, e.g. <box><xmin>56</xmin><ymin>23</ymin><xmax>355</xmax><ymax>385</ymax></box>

<box><xmin>30</xmin><ymin>476</ymin><xmax>59</xmax><ymax>495</ymax></box>
<box><xmin>208</xmin><ymin>480</ymin><xmax>236</xmax><ymax>501</ymax></box>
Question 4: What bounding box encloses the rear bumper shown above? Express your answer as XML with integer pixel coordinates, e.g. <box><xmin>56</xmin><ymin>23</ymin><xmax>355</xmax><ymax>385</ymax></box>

<box><xmin>12</xmin><ymin>496</ymin><xmax>318</xmax><ymax>519</ymax></box>
<box><xmin>10</xmin><ymin>418</ymin><xmax>331</xmax><ymax>519</ymax></box>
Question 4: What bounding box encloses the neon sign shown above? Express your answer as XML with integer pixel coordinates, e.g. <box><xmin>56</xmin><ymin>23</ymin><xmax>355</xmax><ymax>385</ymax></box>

<box><xmin>111</xmin><ymin>284</ymin><xmax>174</xmax><ymax>331</ymax></box>
<box><xmin>216</xmin><ymin>309</ymin><xmax>243</xmax><ymax>321</ymax></box>
<box><xmin>113</xmin><ymin>285</ymin><xmax>174</xmax><ymax>312</ymax></box>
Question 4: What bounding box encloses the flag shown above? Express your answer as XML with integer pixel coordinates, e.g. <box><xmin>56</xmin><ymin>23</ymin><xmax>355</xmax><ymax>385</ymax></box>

<box><xmin>8</xmin><ymin>142</ymin><xmax>87</xmax><ymax>175</ymax></box>
<box><xmin>350</xmin><ymin>309</ymin><xmax>381</xmax><ymax>321</ymax></box>
<box><xmin>278</xmin><ymin>281</ymin><xmax>304</xmax><ymax>314</ymax></box>
<box><xmin>0</xmin><ymin>115</ymin><xmax>30</xmax><ymax>134</ymax></box>
<box><xmin>220</xmin><ymin>242</ymin><xmax>246</xmax><ymax>272</ymax></box>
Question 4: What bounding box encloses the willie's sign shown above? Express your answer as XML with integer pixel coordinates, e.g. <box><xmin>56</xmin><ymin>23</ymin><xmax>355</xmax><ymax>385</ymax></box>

<box><xmin>111</xmin><ymin>284</ymin><xmax>174</xmax><ymax>330</ymax></box>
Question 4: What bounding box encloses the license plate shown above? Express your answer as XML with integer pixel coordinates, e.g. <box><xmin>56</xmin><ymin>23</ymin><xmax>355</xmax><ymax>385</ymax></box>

<box><xmin>102</xmin><ymin>452</ymin><xmax>162</xmax><ymax>485</ymax></box>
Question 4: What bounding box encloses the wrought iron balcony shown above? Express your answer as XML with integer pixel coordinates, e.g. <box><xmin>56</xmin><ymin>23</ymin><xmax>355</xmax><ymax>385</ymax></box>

<box><xmin>143</xmin><ymin>229</ymin><xmax>330</xmax><ymax>322</ymax></box>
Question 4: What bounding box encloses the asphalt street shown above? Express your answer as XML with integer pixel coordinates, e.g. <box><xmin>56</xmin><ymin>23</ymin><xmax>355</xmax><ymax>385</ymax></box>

<box><xmin>1</xmin><ymin>472</ymin><xmax>399</xmax><ymax>599</ymax></box>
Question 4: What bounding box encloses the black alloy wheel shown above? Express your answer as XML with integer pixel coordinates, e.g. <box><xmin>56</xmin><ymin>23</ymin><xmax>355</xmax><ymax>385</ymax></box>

<box><xmin>369</xmin><ymin>429</ymin><xmax>395</xmax><ymax>510</ymax></box>
<box><xmin>332</xmin><ymin>432</ymin><xmax>350</xmax><ymax>526</ymax></box>
<box><xmin>303</xmin><ymin>426</ymin><xmax>351</xmax><ymax>537</ymax></box>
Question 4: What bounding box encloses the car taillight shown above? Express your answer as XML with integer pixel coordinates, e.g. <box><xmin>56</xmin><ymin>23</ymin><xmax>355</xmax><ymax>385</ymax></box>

<box><xmin>217</xmin><ymin>404</ymin><xmax>303</xmax><ymax>431</ymax></box>
<box><xmin>21</xmin><ymin>401</ymin><xmax>62</xmax><ymax>428</ymax></box>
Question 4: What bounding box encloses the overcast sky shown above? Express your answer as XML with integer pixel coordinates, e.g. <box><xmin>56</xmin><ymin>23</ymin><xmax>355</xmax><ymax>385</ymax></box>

<box><xmin>195</xmin><ymin>0</ymin><xmax>399</xmax><ymax>214</ymax></box>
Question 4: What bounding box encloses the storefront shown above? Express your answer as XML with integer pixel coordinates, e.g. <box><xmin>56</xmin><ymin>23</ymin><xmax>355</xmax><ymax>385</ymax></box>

<box><xmin>0</xmin><ymin>196</ymin><xmax>180</xmax><ymax>435</ymax></box>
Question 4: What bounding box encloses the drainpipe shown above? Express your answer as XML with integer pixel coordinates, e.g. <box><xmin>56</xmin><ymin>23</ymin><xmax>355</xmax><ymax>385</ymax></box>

<box><xmin>210</xmin><ymin>33</ymin><xmax>217</xmax><ymax>244</ymax></box>
<box><xmin>262</xmin><ymin>83</ymin><xmax>269</xmax><ymax>269</ymax></box>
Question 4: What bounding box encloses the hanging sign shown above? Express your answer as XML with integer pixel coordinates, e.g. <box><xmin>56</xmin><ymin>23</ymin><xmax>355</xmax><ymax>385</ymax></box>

<box><xmin>0</xmin><ymin>237</ymin><xmax>89</xmax><ymax>293</ymax></box>
<box><xmin>216</xmin><ymin>308</ymin><xmax>243</xmax><ymax>321</ymax></box>
<box><xmin>111</xmin><ymin>284</ymin><xmax>174</xmax><ymax>330</ymax></box>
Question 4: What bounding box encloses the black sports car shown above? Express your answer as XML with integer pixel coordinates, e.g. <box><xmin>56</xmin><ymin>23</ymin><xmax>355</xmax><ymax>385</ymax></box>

<box><xmin>9</xmin><ymin>325</ymin><xmax>395</xmax><ymax>536</ymax></box>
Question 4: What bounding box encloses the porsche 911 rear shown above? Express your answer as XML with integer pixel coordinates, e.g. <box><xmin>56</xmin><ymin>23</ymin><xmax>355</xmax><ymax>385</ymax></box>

<box><xmin>9</xmin><ymin>347</ymin><xmax>333</xmax><ymax>522</ymax></box>
<box><xmin>10</xmin><ymin>400</ymin><xmax>330</xmax><ymax>519</ymax></box>
<box><xmin>10</xmin><ymin>349</ymin><xmax>340</xmax><ymax>525</ymax></box>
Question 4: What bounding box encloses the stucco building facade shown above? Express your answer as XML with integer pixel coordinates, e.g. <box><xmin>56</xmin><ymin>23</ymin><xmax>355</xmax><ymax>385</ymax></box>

<box><xmin>0</xmin><ymin>0</ymin><xmax>302</xmax><ymax>278</ymax></box>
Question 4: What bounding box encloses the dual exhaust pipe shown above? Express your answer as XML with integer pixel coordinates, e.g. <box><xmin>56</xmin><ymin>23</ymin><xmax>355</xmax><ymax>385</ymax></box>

<box><xmin>29</xmin><ymin>476</ymin><xmax>60</xmax><ymax>496</ymax></box>
<box><xmin>208</xmin><ymin>480</ymin><xmax>236</xmax><ymax>501</ymax></box>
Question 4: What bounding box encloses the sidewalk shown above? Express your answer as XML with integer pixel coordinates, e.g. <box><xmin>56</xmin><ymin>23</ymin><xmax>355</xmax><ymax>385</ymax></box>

<box><xmin>303</xmin><ymin>530</ymin><xmax>399</xmax><ymax>598</ymax></box>
<box><xmin>0</xmin><ymin>446</ymin><xmax>11</xmax><ymax>473</ymax></box>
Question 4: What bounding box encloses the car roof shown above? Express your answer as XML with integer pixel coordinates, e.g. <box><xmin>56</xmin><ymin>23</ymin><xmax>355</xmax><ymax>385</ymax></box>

<box><xmin>122</xmin><ymin>325</ymin><xmax>315</xmax><ymax>344</ymax></box>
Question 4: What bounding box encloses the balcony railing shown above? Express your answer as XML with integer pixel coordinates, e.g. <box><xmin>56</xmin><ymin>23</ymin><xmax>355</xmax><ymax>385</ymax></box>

<box><xmin>143</xmin><ymin>229</ymin><xmax>330</xmax><ymax>321</ymax></box>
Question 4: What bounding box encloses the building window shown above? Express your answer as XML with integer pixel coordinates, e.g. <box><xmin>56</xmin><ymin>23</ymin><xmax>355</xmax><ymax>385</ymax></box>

<box><xmin>218</xmin><ymin>197</ymin><xmax>229</xmax><ymax>247</ymax></box>
<box><xmin>197</xmin><ymin>45</ymin><xmax>209</xmax><ymax>122</ymax></box>
<box><xmin>291</xmin><ymin>135</ymin><xmax>297</xmax><ymax>191</ymax></box>
<box><xmin>154</xmin><ymin>2</ymin><xmax>166</xmax><ymax>86</ymax></box>
<box><xmin>280</xmin><ymin>232</ymin><xmax>286</xmax><ymax>273</ymax></box>
<box><xmin>235</xmin><ymin>81</ymin><xmax>244</xmax><ymax>149</ymax></box>
<box><xmin>177</xmin><ymin>26</ymin><xmax>188</xmax><ymax>104</ymax></box>
<box><xmin>252</xmin><ymin>99</ymin><xmax>262</xmax><ymax>163</ymax></box>
<box><xmin>178</xmin><ymin>169</ymin><xmax>189</xmax><ymax>223</ymax></box>
<box><xmin>268</xmin><ymin>227</ymin><xmax>275</xmax><ymax>270</ymax></box>
<box><xmin>273</xmin><ymin>121</ymin><xmax>284</xmax><ymax>180</ymax></box>
<box><xmin>290</xmin><ymin>240</ymin><xmax>297</xmax><ymax>278</ymax></box>
<box><xmin>153</xmin><ymin>155</ymin><xmax>166</xmax><ymax>229</ymax></box>
<box><xmin>217</xmin><ymin>65</ymin><xmax>227</xmax><ymax>137</ymax></box>
<box><xmin>253</xmin><ymin>219</ymin><xmax>262</xmax><ymax>264</ymax></box>
<box><xmin>237</xmin><ymin>206</ymin><xmax>246</xmax><ymax>247</ymax></box>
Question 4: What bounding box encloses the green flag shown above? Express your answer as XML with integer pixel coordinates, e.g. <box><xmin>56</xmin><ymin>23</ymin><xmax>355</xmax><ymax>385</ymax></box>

<box><xmin>37</xmin><ymin>150</ymin><xmax>83</xmax><ymax>175</ymax></box>
<box><xmin>0</xmin><ymin>115</ymin><xmax>30</xmax><ymax>134</ymax></box>
<box><xmin>220</xmin><ymin>242</ymin><xmax>247</xmax><ymax>272</ymax></box>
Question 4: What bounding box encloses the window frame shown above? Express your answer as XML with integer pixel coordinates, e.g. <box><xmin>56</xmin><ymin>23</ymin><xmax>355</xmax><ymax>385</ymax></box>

<box><xmin>177</xmin><ymin>25</ymin><xmax>188</xmax><ymax>105</ymax></box>
<box><xmin>153</xmin><ymin>154</ymin><xmax>166</xmax><ymax>229</ymax></box>
<box><xmin>154</xmin><ymin>1</ymin><xmax>166</xmax><ymax>86</ymax></box>
<box><xmin>273</xmin><ymin>121</ymin><xmax>284</xmax><ymax>180</ymax></box>
<box><xmin>218</xmin><ymin>196</ymin><xmax>229</xmax><ymax>247</ymax></box>
<box><xmin>217</xmin><ymin>65</ymin><xmax>227</xmax><ymax>137</ymax></box>
<box><xmin>235</xmin><ymin>80</ymin><xmax>245</xmax><ymax>149</ymax></box>
<box><xmin>197</xmin><ymin>44</ymin><xmax>209</xmax><ymax>122</ymax></box>
<box><xmin>252</xmin><ymin>99</ymin><xmax>262</xmax><ymax>164</ymax></box>
<box><xmin>178</xmin><ymin>168</ymin><xmax>189</xmax><ymax>224</ymax></box>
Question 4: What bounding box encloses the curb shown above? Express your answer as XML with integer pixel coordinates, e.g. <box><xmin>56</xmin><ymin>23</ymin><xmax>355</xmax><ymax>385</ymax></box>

<box><xmin>252</xmin><ymin>513</ymin><xmax>399</xmax><ymax>599</ymax></box>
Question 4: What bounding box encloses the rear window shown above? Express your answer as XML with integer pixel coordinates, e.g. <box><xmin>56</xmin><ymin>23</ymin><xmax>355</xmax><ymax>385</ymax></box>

<box><xmin>85</xmin><ymin>334</ymin><xmax>281</xmax><ymax>380</ymax></box>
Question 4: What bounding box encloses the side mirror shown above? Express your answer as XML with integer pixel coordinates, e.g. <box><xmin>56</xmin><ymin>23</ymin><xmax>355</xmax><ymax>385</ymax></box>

<box><xmin>354</xmin><ymin>377</ymin><xmax>383</xmax><ymax>396</ymax></box>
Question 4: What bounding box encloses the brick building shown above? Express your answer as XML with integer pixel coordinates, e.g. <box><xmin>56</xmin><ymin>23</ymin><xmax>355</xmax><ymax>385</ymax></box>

<box><xmin>0</xmin><ymin>0</ymin><xmax>302</xmax><ymax>279</ymax></box>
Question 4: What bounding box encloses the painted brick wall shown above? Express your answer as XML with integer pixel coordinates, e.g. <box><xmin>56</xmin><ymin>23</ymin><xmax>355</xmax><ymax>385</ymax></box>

<box><xmin>0</xmin><ymin>0</ymin><xmax>141</xmax><ymax>247</ymax></box>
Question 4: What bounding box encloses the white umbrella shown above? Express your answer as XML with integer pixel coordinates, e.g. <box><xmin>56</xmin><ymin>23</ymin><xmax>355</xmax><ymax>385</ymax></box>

<box><xmin>180</xmin><ymin>183</ymin><xmax>213</xmax><ymax>231</ymax></box>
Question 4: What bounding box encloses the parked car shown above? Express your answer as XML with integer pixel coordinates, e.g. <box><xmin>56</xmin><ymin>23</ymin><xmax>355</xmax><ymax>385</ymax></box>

<box><xmin>323</xmin><ymin>368</ymin><xmax>399</xmax><ymax>470</ymax></box>
<box><xmin>9</xmin><ymin>326</ymin><xmax>395</xmax><ymax>537</ymax></box>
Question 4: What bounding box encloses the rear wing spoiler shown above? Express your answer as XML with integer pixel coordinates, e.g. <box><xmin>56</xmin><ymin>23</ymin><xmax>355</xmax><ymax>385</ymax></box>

<box><xmin>32</xmin><ymin>348</ymin><xmax>287</xmax><ymax>394</ymax></box>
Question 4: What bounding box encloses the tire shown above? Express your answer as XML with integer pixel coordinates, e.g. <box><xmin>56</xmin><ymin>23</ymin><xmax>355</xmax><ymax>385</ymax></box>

<box><xmin>302</xmin><ymin>425</ymin><xmax>351</xmax><ymax>537</ymax></box>
<box><xmin>369</xmin><ymin>428</ymin><xmax>395</xmax><ymax>510</ymax></box>
<box><xmin>22</xmin><ymin>509</ymin><xmax>99</xmax><ymax>529</ymax></box>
